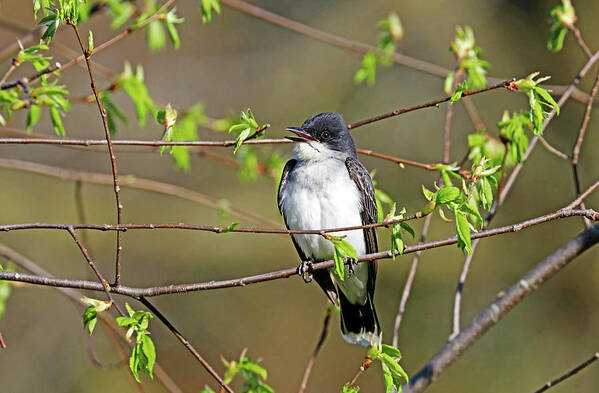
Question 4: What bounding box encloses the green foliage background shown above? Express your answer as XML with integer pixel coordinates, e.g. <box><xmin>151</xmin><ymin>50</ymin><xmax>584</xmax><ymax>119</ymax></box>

<box><xmin>1</xmin><ymin>0</ymin><xmax>598</xmax><ymax>392</ymax></box>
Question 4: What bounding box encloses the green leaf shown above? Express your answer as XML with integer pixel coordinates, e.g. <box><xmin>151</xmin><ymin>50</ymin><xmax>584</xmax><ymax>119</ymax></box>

<box><xmin>354</xmin><ymin>52</ymin><xmax>377</xmax><ymax>85</ymax></box>
<box><xmin>343</xmin><ymin>383</ymin><xmax>360</xmax><ymax>393</ymax></box>
<box><xmin>116</xmin><ymin>316</ymin><xmax>137</xmax><ymax>327</ymax></box>
<box><xmin>435</xmin><ymin>186</ymin><xmax>461</xmax><ymax>204</ymax></box>
<box><xmin>534</xmin><ymin>86</ymin><xmax>560</xmax><ymax>115</ymax></box>
<box><xmin>146</xmin><ymin>19</ymin><xmax>166</xmax><ymax>52</ymax></box>
<box><xmin>26</xmin><ymin>104</ymin><xmax>42</xmax><ymax>132</ymax></box>
<box><xmin>391</xmin><ymin>223</ymin><xmax>404</xmax><ymax>259</ymax></box>
<box><xmin>141</xmin><ymin>335</ymin><xmax>156</xmax><ymax>379</ymax></box>
<box><xmin>49</xmin><ymin>105</ymin><xmax>66</xmax><ymax>136</ymax></box>
<box><xmin>200</xmin><ymin>0</ymin><xmax>221</xmax><ymax>23</ymax></box>
<box><xmin>381</xmin><ymin>344</ymin><xmax>402</xmax><ymax>358</ymax></box>
<box><xmin>399</xmin><ymin>222</ymin><xmax>415</xmax><ymax>238</ymax></box>
<box><xmin>455</xmin><ymin>209</ymin><xmax>472</xmax><ymax>253</ymax></box>
<box><xmin>450</xmin><ymin>81</ymin><xmax>468</xmax><ymax>103</ymax></box>
<box><xmin>219</xmin><ymin>222</ymin><xmax>239</xmax><ymax>233</ymax></box>
<box><xmin>87</xmin><ymin>30</ymin><xmax>94</xmax><ymax>53</ymax></box>
<box><xmin>327</xmin><ymin>235</ymin><xmax>358</xmax><ymax>281</ymax></box>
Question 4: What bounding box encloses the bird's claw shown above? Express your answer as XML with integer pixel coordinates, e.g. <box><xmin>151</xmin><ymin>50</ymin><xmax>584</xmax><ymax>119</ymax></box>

<box><xmin>297</xmin><ymin>260</ymin><xmax>313</xmax><ymax>283</ymax></box>
<box><xmin>345</xmin><ymin>257</ymin><xmax>357</xmax><ymax>278</ymax></box>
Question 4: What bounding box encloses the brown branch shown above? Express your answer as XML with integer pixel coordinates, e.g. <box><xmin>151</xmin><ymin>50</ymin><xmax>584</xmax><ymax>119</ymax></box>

<box><xmin>138</xmin><ymin>297</ymin><xmax>235</xmax><ymax>393</ymax></box>
<box><xmin>298</xmin><ymin>307</ymin><xmax>332</xmax><ymax>393</ymax></box>
<box><xmin>0</xmin><ymin>62</ymin><xmax>61</xmax><ymax>90</ymax></box>
<box><xmin>66</xmin><ymin>226</ymin><xmax>124</xmax><ymax>316</ymax></box>
<box><xmin>0</xmin><ymin>242</ymin><xmax>184</xmax><ymax>393</ymax></box>
<box><xmin>533</xmin><ymin>352</ymin><xmax>599</xmax><ymax>393</ymax></box>
<box><xmin>0</xmin><ymin>208</ymin><xmax>596</xmax><ymax>298</ymax></box>
<box><xmin>0</xmin><ymin>58</ymin><xmax>19</xmax><ymax>85</ymax></box>
<box><xmin>347</xmin><ymin>80</ymin><xmax>515</xmax><ymax>130</ymax></box>
<box><xmin>67</xmin><ymin>20</ymin><xmax>124</xmax><ymax>286</ymax></box>
<box><xmin>567</xmin><ymin>25</ymin><xmax>593</xmax><ymax>59</ymax></box>
<box><xmin>405</xmin><ymin>224</ymin><xmax>599</xmax><ymax>393</ymax></box>
<box><xmin>538</xmin><ymin>135</ymin><xmax>570</xmax><ymax>161</ymax></box>
<box><xmin>0</xmin><ymin>213</ymin><xmax>423</xmax><ymax>235</ymax></box>
<box><xmin>346</xmin><ymin>355</ymin><xmax>373</xmax><ymax>389</ymax></box>
<box><xmin>0</xmin><ymin>329</ymin><xmax>6</xmax><ymax>349</ymax></box>
<box><xmin>571</xmin><ymin>70</ymin><xmax>599</xmax><ymax>228</ymax></box>
<box><xmin>392</xmin><ymin>213</ymin><xmax>432</xmax><ymax>347</ymax></box>
<box><xmin>0</xmin><ymin>158</ymin><xmax>280</xmax><ymax>227</ymax></box>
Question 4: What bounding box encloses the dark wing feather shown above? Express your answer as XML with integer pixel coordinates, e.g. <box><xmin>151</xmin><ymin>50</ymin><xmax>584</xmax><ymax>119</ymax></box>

<box><xmin>278</xmin><ymin>159</ymin><xmax>339</xmax><ymax>306</ymax></box>
<box><xmin>345</xmin><ymin>157</ymin><xmax>379</xmax><ymax>294</ymax></box>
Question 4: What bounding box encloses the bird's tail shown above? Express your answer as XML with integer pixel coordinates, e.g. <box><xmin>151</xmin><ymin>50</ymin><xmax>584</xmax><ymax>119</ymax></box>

<box><xmin>338</xmin><ymin>290</ymin><xmax>381</xmax><ymax>347</ymax></box>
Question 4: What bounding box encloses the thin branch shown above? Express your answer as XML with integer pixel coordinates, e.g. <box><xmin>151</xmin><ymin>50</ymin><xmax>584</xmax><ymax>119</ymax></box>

<box><xmin>567</xmin><ymin>25</ymin><xmax>593</xmax><ymax>59</ymax></box>
<box><xmin>0</xmin><ymin>213</ymin><xmax>422</xmax><ymax>235</ymax></box>
<box><xmin>450</xmin><ymin>238</ymin><xmax>478</xmax><ymax>340</ymax></box>
<box><xmin>0</xmin><ymin>158</ymin><xmax>280</xmax><ymax>227</ymax></box>
<box><xmin>347</xmin><ymin>80</ymin><xmax>515</xmax><ymax>130</ymax></box>
<box><xmin>66</xmin><ymin>226</ymin><xmax>124</xmax><ymax>316</ymax></box>
<box><xmin>0</xmin><ymin>208</ymin><xmax>596</xmax><ymax>298</ymax></box>
<box><xmin>538</xmin><ymin>135</ymin><xmax>570</xmax><ymax>161</ymax></box>
<box><xmin>0</xmin><ymin>58</ymin><xmax>19</xmax><ymax>85</ymax></box>
<box><xmin>0</xmin><ymin>330</ymin><xmax>6</xmax><ymax>349</ymax></box>
<box><xmin>565</xmin><ymin>179</ymin><xmax>599</xmax><ymax>210</ymax></box>
<box><xmin>67</xmin><ymin>20</ymin><xmax>124</xmax><ymax>286</ymax></box>
<box><xmin>533</xmin><ymin>352</ymin><xmax>599</xmax><ymax>393</ymax></box>
<box><xmin>392</xmin><ymin>213</ymin><xmax>432</xmax><ymax>347</ymax></box>
<box><xmin>346</xmin><ymin>355</ymin><xmax>373</xmax><ymax>389</ymax></box>
<box><xmin>298</xmin><ymin>307</ymin><xmax>332</xmax><ymax>393</ymax></box>
<box><xmin>0</xmin><ymin>62</ymin><xmax>61</xmax><ymax>90</ymax></box>
<box><xmin>405</xmin><ymin>224</ymin><xmax>599</xmax><ymax>393</ymax></box>
<box><xmin>138</xmin><ymin>297</ymin><xmax>235</xmax><ymax>393</ymax></box>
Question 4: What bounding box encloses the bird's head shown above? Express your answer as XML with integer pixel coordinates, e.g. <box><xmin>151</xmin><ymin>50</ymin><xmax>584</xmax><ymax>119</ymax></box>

<box><xmin>285</xmin><ymin>112</ymin><xmax>356</xmax><ymax>162</ymax></box>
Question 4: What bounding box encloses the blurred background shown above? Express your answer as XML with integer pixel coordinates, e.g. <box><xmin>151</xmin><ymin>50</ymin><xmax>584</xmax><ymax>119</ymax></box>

<box><xmin>1</xmin><ymin>0</ymin><xmax>598</xmax><ymax>392</ymax></box>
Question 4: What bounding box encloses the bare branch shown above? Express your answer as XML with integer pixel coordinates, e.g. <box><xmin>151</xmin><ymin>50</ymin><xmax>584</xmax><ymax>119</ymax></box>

<box><xmin>533</xmin><ymin>352</ymin><xmax>599</xmax><ymax>393</ymax></box>
<box><xmin>405</xmin><ymin>224</ymin><xmax>599</xmax><ymax>393</ymax></box>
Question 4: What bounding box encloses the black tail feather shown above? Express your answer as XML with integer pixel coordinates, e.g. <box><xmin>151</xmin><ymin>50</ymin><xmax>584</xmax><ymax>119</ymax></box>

<box><xmin>338</xmin><ymin>290</ymin><xmax>380</xmax><ymax>346</ymax></box>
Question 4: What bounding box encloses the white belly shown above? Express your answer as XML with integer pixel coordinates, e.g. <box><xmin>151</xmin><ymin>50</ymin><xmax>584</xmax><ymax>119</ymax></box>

<box><xmin>280</xmin><ymin>159</ymin><xmax>369</xmax><ymax>304</ymax></box>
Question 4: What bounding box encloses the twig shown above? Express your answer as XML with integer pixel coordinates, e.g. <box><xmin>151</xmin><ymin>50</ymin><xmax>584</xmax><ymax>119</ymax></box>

<box><xmin>298</xmin><ymin>307</ymin><xmax>332</xmax><ymax>393</ymax></box>
<box><xmin>346</xmin><ymin>355</ymin><xmax>373</xmax><ymax>388</ymax></box>
<box><xmin>0</xmin><ymin>58</ymin><xmax>19</xmax><ymax>85</ymax></box>
<box><xmin>0</xmin><ymin>208</ymin><xmax>596</xmax><ymax>298</ymax></box>
<box><xmin>405</xmin><ymin>224</ymin><xmax>599</xmax><ymax>393</ymax></box>
<box><xmin>67</xmin><ymin>20</ymin><xmax>124</xmax><ymax>286</ymax></box>
<box><xmin>138</xmin><ymin>297</ymin><xmax>235</xmax><ymax>393</ymax></box>
<box><xmin>0</xmin><ymin>62</ymin><xmax>61</xmax><ymax>90</ymax></box>
<box><xmin>450</xmin><ymin>238</ymin><xmax>477</xmax><ymax>340</ymax></box>
<box><xmin>347</xmin><ymin>80</ymin><xmax>514</xmax><ymax>129</ymax></box>
<box><xmin>392</xmin><ymin>213</ymin><xmax>432</xmax><ymax>347</ymax></box>
<box><xmin>538</xmin><ymin>135</ymin><xmax>570</xmax><ymax>161</ymax></box>
<box><xmin>0</xmin><ymin>214</ymin><xmax>422</xmax><ymax>235</ymax></box>
<box><xmin>565</xmin><ymin>179</ymin><xmax>599</xmax><ymax>210</ymax></box>
<box><xmin>0</xmin><ymin>158</ymin><xmax>280</xmax><ymax>227</ymax></box>
<box><xmin>66</xmin><ymin>227</ymin><xmax>124</xmax><ymax>317</ymax></box>
<box><xmin>567</xmin><ymin>25</ymin><xmax>593</xmax><ymax>59</ymax></box>
<box><xmin>74</xmin><ymin>181</ymin><xmax>94</xmax><ymax>261</ymax></box>
<box><xmin>0</xmin><ymin>330</ymin><xmax>6</xmax><ymax>349</ymax></box>
<box><xmin>571</xmin><ymin>70</ymin><xmax>599</xmax><ymax>228</ymax></box>
<box><xmin>533</xmin><ymin>352</ymin><xmax>599</xmax><ymax>393</ymax></box>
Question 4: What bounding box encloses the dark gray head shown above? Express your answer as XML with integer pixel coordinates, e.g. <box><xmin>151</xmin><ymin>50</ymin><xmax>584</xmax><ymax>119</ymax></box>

<box><xmin>285</xmin><ymin>113</ymin><xmax>356</xmax><ymax>160</ymax></box>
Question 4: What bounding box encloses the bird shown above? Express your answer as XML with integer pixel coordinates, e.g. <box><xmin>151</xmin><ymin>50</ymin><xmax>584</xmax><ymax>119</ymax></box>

<box><xmin>277</xmin><ymin>112</ymin><xmax>380</xmax><ymax>347</ymax></box>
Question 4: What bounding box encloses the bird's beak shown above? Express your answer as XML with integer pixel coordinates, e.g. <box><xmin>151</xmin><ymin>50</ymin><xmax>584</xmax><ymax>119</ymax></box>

<box><xmin>285</xmin><ymin>127</ymin><xmax>318</xmax><ymax>143</ymax></box>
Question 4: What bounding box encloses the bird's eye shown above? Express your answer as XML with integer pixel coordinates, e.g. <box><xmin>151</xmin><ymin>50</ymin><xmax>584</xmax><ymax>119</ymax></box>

<box><xmin>321</xmin><ymin>130</ymin><xmax>331</xmax><ymax>140</ymax></box>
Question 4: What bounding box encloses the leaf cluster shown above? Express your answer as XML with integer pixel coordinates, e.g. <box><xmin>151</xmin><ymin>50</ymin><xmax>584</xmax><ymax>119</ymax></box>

<box><xmin>367</xmin><ymin>343</ymin><xmax>409</xmax><ymax>393</ymax></box>
<box><xmin>325</xmin><ymin>234</ymin><xmax>358</xmax><ymax>281</ymax></box>
<box><xmin>514</xmin><ymin>72</ymin><xmax>560</xmax><ymax>135</ymax></box>
<box><xmin>447</xmin><ymin>26</ymin><xmax>490</xmax><ymax>90</ymax></box>
<box><xmin>548</xmin><ymin>0</ymin><xmax>577</xmax><ymax>52</ymax></box>
<box><xmin>222</xmin><ymin>350</ymin><xmax>274</xmax><ymax>393</ymax></box>
<box><xmin>228</xmin><ymin>109</ymin><xmax>267</xmax><ymax>154</ymax></box>
<box><xmin>80</xmin><ymin>296</ymin><xmax>112</xmax><ymax>336</ymax></box>
<box><xmin>354</xmin><ymin>12</ymin><xmax>403</xmax><ymax>85</ymax></box>
<box><xmin>116</xmin><ymin>303</ymin><xmax>156</xmax><ymax>383</ymax></box>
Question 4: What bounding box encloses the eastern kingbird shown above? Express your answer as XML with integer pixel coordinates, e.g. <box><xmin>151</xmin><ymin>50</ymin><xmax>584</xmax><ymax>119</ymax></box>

<box><xmin>278</xmin><ymin>112</ymin><xmax>380</xmax><ymax>346</ymax></box>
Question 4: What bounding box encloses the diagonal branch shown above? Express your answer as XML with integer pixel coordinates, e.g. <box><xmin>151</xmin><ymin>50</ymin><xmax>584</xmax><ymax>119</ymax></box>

<box><xmin>405</xmin><ymin>224</ymin><xmax>599</xmax><ymax>393</ymax></box>
<box><xmin>533</xmin><ymin>352</ymin><xmax>599</xmax><ymax>393</ymax></box>
<box><xmin>297</xmin><ymin>307</ymin><xmax>332</xmax><ymax>393</ymax></box>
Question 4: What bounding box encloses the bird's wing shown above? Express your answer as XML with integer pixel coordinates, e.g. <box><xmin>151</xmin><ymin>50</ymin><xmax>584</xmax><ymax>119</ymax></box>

<box><xmin>345</xmin><ymin>156</ymin><xmax>379</xmax><ymax>294</ymax></box>
<box><xmin>278</xmin><ymin>159</ymin><xmax>339</xmax><ymax>306</ymax></box>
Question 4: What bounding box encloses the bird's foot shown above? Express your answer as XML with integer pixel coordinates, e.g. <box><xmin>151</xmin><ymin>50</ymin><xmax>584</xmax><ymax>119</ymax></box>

<box><xmin>345</xmin><ymin>257</ymin><xmax>357</xmax><ymax>278</ymax></box>
<box><xmin>297</xmin><ymin>260</ymin><xmax>313</xmax><ymax>283</ymax></box>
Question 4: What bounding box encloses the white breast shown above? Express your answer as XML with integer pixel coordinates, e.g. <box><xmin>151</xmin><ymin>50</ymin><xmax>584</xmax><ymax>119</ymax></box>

<box><xmin>280</xmin><ymin>158</ymin><xmax>369</xmax><ymax>304</ymax></box>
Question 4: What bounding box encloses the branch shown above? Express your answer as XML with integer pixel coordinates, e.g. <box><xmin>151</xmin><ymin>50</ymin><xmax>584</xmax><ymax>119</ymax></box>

<box><xmin>0</xmin><ymin>208</ymin><xmax>596</xmax><ymax>297</ymax></box>
<box><xmin>347</xmin><ymin>80</ymin><xmax>515</xmax><ymax>129</ymax></box>
<box><xmin>298</xmin><ymin>307</ymin><xmax>332</xmax><ymax>393</ymax></box>
<box><xmin>405</xmin><ymin>224</ymin><xmax>599</xmax><ymax>393</ymax></box>
<box><xmin>0</xmin><ymin>158</ymin><xmax>280</xmax><ymax>227</ymax></box>
<box><xmin>533</xmin><ymin>352</ymin><xmax>599</xmax><ymax>393</ymax></box>
<box><xmin>67</xmin><ymin>19</ymin><xmax>124</xmax><ymax>286</ymax></box>
<box><xmin>567</xmin><ymin>25</ymin><xmax>593</xmax><ymax>59</ymax></box>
